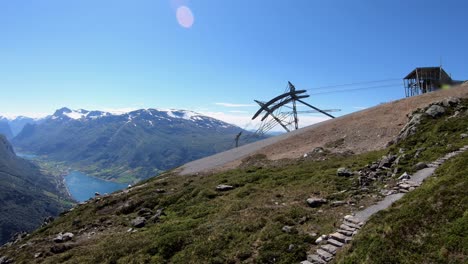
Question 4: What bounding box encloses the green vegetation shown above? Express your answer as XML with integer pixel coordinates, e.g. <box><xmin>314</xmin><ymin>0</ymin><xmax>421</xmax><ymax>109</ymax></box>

<box><xmin>0</xmin><ymin>135</ymin><xmax>73</xmax><ymax>244</ymax></box>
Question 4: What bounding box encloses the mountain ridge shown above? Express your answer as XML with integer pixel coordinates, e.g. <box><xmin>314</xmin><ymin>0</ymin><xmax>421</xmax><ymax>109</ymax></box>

<box><xmin>12</xmin><ymin>107</ymin><xmax>264</xmax><ymax>182</ymax></box>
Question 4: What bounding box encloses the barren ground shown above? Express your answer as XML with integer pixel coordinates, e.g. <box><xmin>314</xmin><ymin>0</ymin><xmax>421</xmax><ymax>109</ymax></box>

<box><xmin>179</xmin><ymin>84</ymin><xmax>468</xmax><ymax>175</ymax></box>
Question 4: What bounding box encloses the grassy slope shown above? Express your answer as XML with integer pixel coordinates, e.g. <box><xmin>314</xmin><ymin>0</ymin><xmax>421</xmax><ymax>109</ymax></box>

<box><xmin>335</xmin><ymin>152</ymin><xmax>468</xmax><ymax>264</ymax></box>
<box><xmin>1</xmin><ymin>100</ymin><xmax>467</xmax><ymax>263</ymax></box>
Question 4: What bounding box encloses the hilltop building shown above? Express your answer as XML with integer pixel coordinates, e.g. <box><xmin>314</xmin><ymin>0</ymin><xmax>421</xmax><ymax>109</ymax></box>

<box><xmin>403</xmin><ymin>67</ymin><xmax>465</xmax><ymax>97</ymax></box>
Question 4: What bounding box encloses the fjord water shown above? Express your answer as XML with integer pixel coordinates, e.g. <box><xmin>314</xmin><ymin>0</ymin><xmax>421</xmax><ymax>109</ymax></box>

<box><xmin>65</xmin><ymin>171</ymin><xmax>127</xmax><ymax>202</ymax></box>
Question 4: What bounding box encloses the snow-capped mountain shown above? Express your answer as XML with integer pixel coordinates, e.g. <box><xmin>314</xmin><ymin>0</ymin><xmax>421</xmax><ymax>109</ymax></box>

<box><xmin>12</xmin><ymin>107</ymin><xmax>263</xmax><ymax>182</ymax></box>
<box><xmin>0</xmin><ymin>115</ymin><xmax>44</xmax><ymax>139</ymax></box>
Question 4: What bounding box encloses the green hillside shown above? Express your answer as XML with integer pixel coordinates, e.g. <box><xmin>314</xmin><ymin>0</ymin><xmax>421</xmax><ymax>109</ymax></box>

<box><xmin>0</xmin><ymin>135</ymin><xmax>73</xmax><ymax>245</ymax></box>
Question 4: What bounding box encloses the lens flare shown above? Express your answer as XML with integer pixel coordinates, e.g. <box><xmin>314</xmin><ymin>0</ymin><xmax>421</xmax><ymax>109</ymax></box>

<box><xmin>176</xmin><ymin>6</ymin><xmax>194</xmax><ymax>28</ymax></box>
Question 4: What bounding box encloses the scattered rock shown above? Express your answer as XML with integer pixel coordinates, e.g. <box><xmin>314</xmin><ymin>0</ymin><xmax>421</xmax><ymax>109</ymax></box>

<box><xmin>131</xmin><ymin>217</ymin><xmax>146</xmax><ymax>228</ymax></box>
<box><xmin>414</xmin><ymin>162</ymin><xmax>427</xmax><ymax>170</ymax></box>
<box><xmin>442</xmin><ymin>97</ymin><xmax>460</xmax><ymax>107</ymax></box>
<box><xmin>287</xmin><ymin>244</ymin><xmax>295</xmax><ymax>252</ymax></box>
<box><xmin>150</xmin><ymin>208</ymin><xmax>166</xmax><ymax>223</ymax></box>
<box><xmin>137</xmin><ymin>208</ymin><xmax>153</xmax><ymax>217</ymax></box>
<box><xmin>398</xmin><ymin>172</ymin><xmax>411</xmax><ymax>180</ymax></box>
<box><xmin>315</xmin><ymin>235</ymin><xmax>327</xmax><ymax>245</ymax></box>
<box><xmin>281</xmin><ymin>225</ymin><xmax>293</xmax><ymax>233</ymax></box>
<box><xmin>306</xmin><ymin>197</ymin><xmax>328</xmax><ymax>208</ymax></box>
<box><xmin>425</xmin><ymin>105</ymin><xmax>445</xmax><ymax>118</ymax></box>
<box><xmin>311</xmin><ymin>147</ymin><xmax>325</xmax><ymax>153</ymax></box>
<box><xmin>53</xmin><ymin>232</ymin><xmax>74</xmax><ymax>243</ymax></box>
<box><xmin>378</xmin><ymin>155</ymin><xmax>397</xmax><ymax>168</ymax></box>
<box><xmin>337</xmin><ymin>167</ymin><xmax>353</xmax><ymax>177</ymax></box>
<box><xmin>216</xmin><ymin>184</ymin><xmax>234</xmax><ymax>191</ymax></box>
<box><xmin>94</xmin><ymin>192</ymin><xmax>100</xmax><ymax>197</ymax></box>
<box><xmin>155</xmin><ymin>188</ymin><xmax>166</xmax><ymax>193</ymax></box>
<box><xmin>0</xmin><ymin>256</ymin><xmax>12</xmax><ymax>264</ymax></box>
<box><xmin>331</xmin><ymin>201</ymin><xmax>346</xmax><ymax>207</ymax></box>
<box><xmin>34</xmin><ymin>252</ymin><xmax>42</xmax><ymax>258</ymax></box>
<box><xmin>461</xmin><ymin>133</ymin><xmax>468</xmax><ymax>139</ymax></box>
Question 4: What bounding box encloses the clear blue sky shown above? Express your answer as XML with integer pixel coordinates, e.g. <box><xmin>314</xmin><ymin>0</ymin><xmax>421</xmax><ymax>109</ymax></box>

<box><xmin>1</xmin><ymin>0</ymin><xmax>467</xmax><ymax>127</ymax></box>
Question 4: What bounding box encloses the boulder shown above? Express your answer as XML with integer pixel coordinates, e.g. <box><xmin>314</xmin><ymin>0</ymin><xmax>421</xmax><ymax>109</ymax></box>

<box><xmin>425</xmin><ymin>105</ymin><xmax>445</xmax><ymax>118</ymax></box>
<box><xmin>413</xmin><ymin>162</ymin><xmax>427</xmax><ymax>170</ymax></box>
<box><xmin>337</xmin><ymin>167</ymin><xmax>353</xmax><ymax>177</ymax></box>
<box><xmin>461</xmin><ymin>133</ymin><xmax>468</xmax><ymax>139</ymax></box>
<box><xmin>131</xmin><ymin>217</ymin><xmax>146</xmax><ymax>228</ymax></box>
<box><xmin>216</xmin><ymin>184</ymin><xmax>234</xmax><ymax>191</ymax></box>
<box><xmin>306</xmin><ymin>197</ymin><xmax>328</xmax><ymax>208</ymax></box>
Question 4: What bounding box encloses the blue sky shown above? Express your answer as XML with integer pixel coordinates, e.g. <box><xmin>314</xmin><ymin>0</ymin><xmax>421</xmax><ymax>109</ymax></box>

<box><xmin>1</xmin><ymin>0</ymin><xmax>467</xmax><ymax>129</ymax></box>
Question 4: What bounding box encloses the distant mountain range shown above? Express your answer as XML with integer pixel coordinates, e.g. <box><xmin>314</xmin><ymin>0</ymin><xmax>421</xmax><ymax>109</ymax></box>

<box><xmin>11</xmin><ymin>107</ymin><xmax>264</xmax><ymax>182</ymax></box>
<box><xmin>0</xmin><ymin>116</ymin><xmax>42</xmax><ymax>139</ymax></box>
<box><xmin>0</xmin><ymin>135</ymin><xmax>71</xmax><ymax>245</ymax></box>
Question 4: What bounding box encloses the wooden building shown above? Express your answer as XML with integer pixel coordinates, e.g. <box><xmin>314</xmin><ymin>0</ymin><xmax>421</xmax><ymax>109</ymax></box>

<box><xmin>403</xmin><ymin>67</ymin><xmax>454</xmax><ymax>97</ymax></box>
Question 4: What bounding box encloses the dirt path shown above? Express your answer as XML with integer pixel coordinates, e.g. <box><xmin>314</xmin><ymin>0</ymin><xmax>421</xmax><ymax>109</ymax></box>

<box><xmin>180</xmin><ymin>84</ymin><xmax>468</xmax><ymax>176</ymax></box>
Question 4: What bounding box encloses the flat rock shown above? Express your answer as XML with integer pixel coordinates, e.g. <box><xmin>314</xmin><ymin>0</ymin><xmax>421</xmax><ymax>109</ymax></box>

<box><xmin>337</xmin><ymin>229</ymin><xmax>354</xmax><ymax>236</ymax></box>
<box><xmin>344</xmin><ymin>215</ymin><xmax>360</xmax><ymax>224</ymax></box>
<box><xmin>330</xmin><ymin>232</ymin><xmax>350</xmax><ymax>243</ymax></box>
<box><xmin>307</xmin><ymin>254</ymin><xmax>326</xmax><ymax>264</ymax></box>
<box><xmin>339</xmin><ymin>224</ymin><xmax>356</xmax><ymax>232</ymax></box>
<box><xmin>316</xmin><ymin>248</ymin><xmax>334</xmax><ymax>261</ymax></box>
<box><xmin>321</xmin><ymin>244</ymin><xmax>338</xmax><ymax>255</ymax></box>
<box><xmin>327</xmin><ymin>238</ymin><xmax>344</xmax><ymax>247</ymax></box>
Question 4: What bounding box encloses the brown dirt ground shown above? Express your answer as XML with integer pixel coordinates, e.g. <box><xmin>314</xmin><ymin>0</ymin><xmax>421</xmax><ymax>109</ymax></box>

<box><xmin>179</xmin><ymin>84</ymin><xmax>468</xmax><ymax>175</ymax></box>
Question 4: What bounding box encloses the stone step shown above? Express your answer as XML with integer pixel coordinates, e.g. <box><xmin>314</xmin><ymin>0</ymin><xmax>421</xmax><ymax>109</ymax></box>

<box><xmin>320</xmin><ymin>244</ymin><xmax>338</xmax><ymax>255</ymax></box>
<box><xmin>307</xmin><ymin>254</ymin><xmax>326</xmax><ymax>264</ymax></box>
<box><xmin>339</xmin><ymin>224</ymin><xmax>356</xmax><ymax>232</ymax></box>
<box><xmin>327</xmin><ymin>238</ymin><xmax>344</xmax><ymax>248</ymax></box>
<box><xmin>343</xmin><ymin>221</ymin><xmax>361</xmax><ymax>229</ymax></box>
<box><xmin>316</xmin><ymin>249</ymin><xmax>334</xmax><ymax>262</ymax></box>
<box><xmin>344</xmin><ymin>215</ymin><xmax>361</xmax><ymax>224</ymax></box>
<box><xmin>330</xmin><ymin>232</ymin><xmax>351</xmax><ymax>243</ymax></box>
<box><xmin>337</xmin><ymin>229</ymin><xmax>354</xmax><ymax>236</ymax></box>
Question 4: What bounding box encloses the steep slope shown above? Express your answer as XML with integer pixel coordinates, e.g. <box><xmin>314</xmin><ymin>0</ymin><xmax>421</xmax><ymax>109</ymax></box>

<box><xmin>12</xmin><ymin>108</ymin><xmax>263</xmax><ymax>182</ymax></box>
<box><xmin>0</xmin><ymin>118</ymin><xmax>13</xmax><ymax>139</ymax></box>
<box><xmin>0</xmin><ymin>135</ymin><xmax>72</xmax><ymax>245</ymax></box>
<box><xmin>0</xmin><ymin>95</ymin><xmax>467</xmax><ymax>263</ymax></box>
<box><xmin>180</xmin><ymin>84</ymin><xmax>468</xmax><ymax>175</ymax></box>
